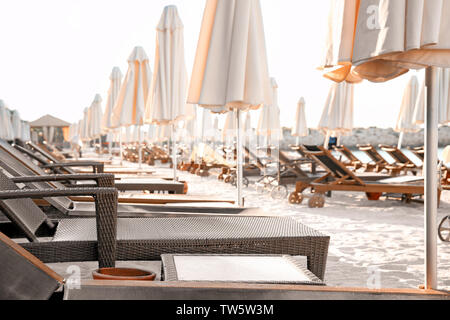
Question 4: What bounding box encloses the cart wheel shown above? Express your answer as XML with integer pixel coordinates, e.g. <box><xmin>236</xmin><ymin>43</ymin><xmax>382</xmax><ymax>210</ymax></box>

<box><xmin>308</xmin><ymin>194</ymin><xmax>325</xmax><ymax>208</ymax></box>
<box><xmin>224</xmin><ymin>176</ymin><xmax>232</xmax><ymax>183</ymax></box>
<box><xmin>289</xmin><ymin>192</ymin><xmax>304</xmax><ymax>204</ymax></box>
<box><xmin>271</xmin><ymin>185</ymin><xmax>288</xmax><ymax>200</ymax></box>
<box><xmin>438</xmin><ymin>216</ymin><xmax>450</xmax><ymax>242</ymax></box>
<box><xmin>243</xmin><ymin>177</ymin><xmax>249</xmax><ymax>188</ymax></box>
<box><xmin>218</xmin><ymin>173</ymin><xmax>224</xmax><ymax>181</ymax></box>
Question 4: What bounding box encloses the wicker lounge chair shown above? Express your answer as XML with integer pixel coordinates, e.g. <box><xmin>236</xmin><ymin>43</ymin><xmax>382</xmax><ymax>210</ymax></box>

<box><xmin>291</xmin><ymin>145</ymin><xmax>437</xmax><ymax>208</ymax></box>
<box><xmin>0</xmin><ymin>140</ymin><xmax>185</xmax><ymax>195</ymax></box>
<box><xmin>0</xmin><ymin>170</ymin><xmax>330</xmax><ymax>280</ymax></box>
<box><xmin>0</xmin><ymin>231</ymin><xmax>64</xmax><ymax>299</ymax></box>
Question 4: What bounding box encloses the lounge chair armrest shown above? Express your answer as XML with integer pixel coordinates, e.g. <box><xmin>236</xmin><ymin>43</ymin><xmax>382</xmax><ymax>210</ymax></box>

<box><xmin>0</xmin><ymin>188</ymin><xmax>118</xmax><ymax>268</ymax></box>
<box><xmin>41</xmin><ymin>162</ymin><xmax>105</xmax><ymax>173</ymax></box>
<box><xmin>11</xmin><ymin>173</ymin><xmax>115</xmax><ymax>188</ymax></box>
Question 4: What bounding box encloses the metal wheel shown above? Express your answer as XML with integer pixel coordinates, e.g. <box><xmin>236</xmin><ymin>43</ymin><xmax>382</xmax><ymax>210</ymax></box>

<box><xmin>438</xmin><ymin>216</ymin><xmax>450</xmax><ymax>242</ymax></box>
<box><xmin>308</xmin><ymin>194</ymin><xmax>325</xmax><ymax>208</ymax></box>
<box><xmin>271</xmin><ymin>185</ymin><xmax>288</xmax><ymax>200</ymax></box>
<box><xmin>289</xmin><ymin>192</ymin><xmax>304</xmax><ymax>205</ymax></box>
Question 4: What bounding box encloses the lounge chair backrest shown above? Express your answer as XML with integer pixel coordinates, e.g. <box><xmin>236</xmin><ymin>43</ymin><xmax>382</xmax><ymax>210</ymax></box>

<box><xmin>26</xmin><ymin>141</ymin><xmax>60</xmax><ymax>163</ymax></box>
<box><xmin>0</xmin><ymin>140</ymin><xmax>73</xmax><ymax>212</ymax></box>
<box><xmin>0</xmin><ymin>170</ymin><xmax>51</xmax><ymax>242</ymax></box>
<box><xmin>358</xmin><ymin>145</ymin><xmax>385</xmax><ymax>163</ymax></box>
<box><xmin>0</xmin><ymin>232</ymin><xmax>63</xmax><ymax>299</ymax></box>
<box><xmin>302</xmin><ymin>145</ymin><xmax>364</xmax><ymax>184</ymax></box>
<box><xmin>334</xmin><ymin>146</ymin><xmax>358</xmax><ymax>162</ymax></box>
<box><xmin>379</xmin><ymin>145</ymin><xmax>411</xmax><ymax>164</ymax></box>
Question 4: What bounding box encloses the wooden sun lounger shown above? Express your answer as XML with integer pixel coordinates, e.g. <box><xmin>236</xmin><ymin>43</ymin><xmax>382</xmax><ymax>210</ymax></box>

<box><xmin>333</xmin><ymin>145</ymin><xmax>378</xmax><ymax>172</ymax></box>
<box><xmin>379</xmin><ymin>144</ymin><xmax>422</xmax><ymax>173</ymax></box>
<box><xmin>292</xmin><ymin>146</ymin><xmax>439</xmax><ymax>208</ymax></box>
<box><xmin>357</xmin><ymin>144</ymin><xmax>406</xmax><ymax>175</ymax></box>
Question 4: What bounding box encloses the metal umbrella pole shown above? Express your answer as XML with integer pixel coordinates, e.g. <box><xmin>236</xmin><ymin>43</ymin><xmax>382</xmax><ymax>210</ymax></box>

<box><xmin>236</xmin><ymin>109</ymin><xmax>244</xmax><ymax>207</ymax></box>
<box><xmin>425</xmin><ymin>66</ymin><xmax>438</xmax><ymax>289</ymax></box>
<box><xmin>138</xmin><ymin>126</ymin><xmax>142</xmax><ymax>169</ymax></box>
<box><xmin>119</xmin><ymin>129</ymin><xmax>123</xmax><ymax>165</ymax></box>
<box><xmin>172</xmin><ymin>123</ymin><xmax>178</xmax><ymax>181</ymax></box>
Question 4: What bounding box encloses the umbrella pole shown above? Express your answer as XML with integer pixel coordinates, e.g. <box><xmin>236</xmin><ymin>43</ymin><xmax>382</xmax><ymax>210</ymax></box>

<box><xmin>236</xmin><ymin>110</ymin><xmax>244</xmax><ymax>207</ymax></box>
<box><xmin>295</xmin><ymin>136</ymin><xmax>300</xmax><ymax>147</ymax></box>
<box><xmin>425</xmin><ymin>66</ymin><xmax>438</xmax><ymax>290</ymax></box>
<box><xmin>138</xmin><ymin>126</ymin><xmax>142</xmax><ymax>169</ymax></box>
<box><xmin>398</xmin><ymin>132</ymin><xmax>404</xmax><ymax>150</ymax></box>
<box><xmin>323</xmin><ymin>132</ymin><xmax>331</xmax><ymax>149</ymax></box>
<box><xmin>172</xmin><ymin>124</ymin><xmax>178</xmax><ymax>181</ymax></box>
<box><xmin>119</xmin><ymin>130</ymin><xmax>123</xmax><ymax>165</ymax></box>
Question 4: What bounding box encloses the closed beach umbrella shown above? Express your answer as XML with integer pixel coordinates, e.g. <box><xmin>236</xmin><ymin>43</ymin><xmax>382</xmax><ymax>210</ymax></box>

<box><xmin>222</xmin><ymin>110</ymin><xmax>237</xmax><ymax>142</ymax></box>
<box><xmin>292</xmin><ymin>97</ymin><xmax>309</xmax><ymax>145</ymax></box>
<box><xmin>112</xmin><ymin>46</ymin><xmax>152</xmax><ymax>166</ymax></box>
<box><xmin>318</xmin><ymin>81</ymin><xmax>354</xmax><ymax>147</ymax></box>
<box><xmin>257</xmin><ymin>77</ymin><xmax>281</xmax><ymax>146</ymax></box>
<box><xmin>145</xmin><ymin>6</ymin><xmax>192</xmax><ymax>179</ymax></box>
<box><xmin>188</xmin><ymin>0</ymin><xmax>272</xmax><ymax>207</ymax></box>
<box><xmin>0</xmin><ymin>101</ymin><xmax>14</xmax><ymax>141</ymax></box>
<box><xmin>80</xmin><ymin>108</ymin><xmax>90</xmax><ymax>142</ymax></box>
<box><xmin>321</xmin><ymin>0</ymin><xmax>450</xmax><ymax>289</ymax></box>
<box><xmin>89</xmin><ymin>94</ymin><xmax>103</xmax><ymax>141</ymax></box>
<box><xmin>102</xmin><ymin>67</ymin><xmax>123</xmax><ymax>132</ymax></box>
<box><xmin>414</xmin><ymin>68</ymin><xmax>450</xmax><ymax>126</ymax></box>
<box><xmin>201</xmin><ymin>108</ymin><xmax>215</xmax><ymax>142</ymax></box>
<box><xmin>21</xmin><ymin>121</ymin><xmax>31</xmax><ymax>142</ymax></box>
<box><xmin>102</xmin><ymin>67</ymin><xmax>123</xmax><ymax>157</ymax></box>
<box><xmin>395</xmin><ymin>76</ymin><xmax>420</xmax><ymax>149</ymax></box>
<box><xmin>11</xmin><ymin>110</ymin><xmax>22</xmax><ymax>141</ymax></box>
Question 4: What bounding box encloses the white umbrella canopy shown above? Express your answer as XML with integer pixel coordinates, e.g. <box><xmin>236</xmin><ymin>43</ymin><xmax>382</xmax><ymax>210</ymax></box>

<box><xmin>145</xmin><ymin>5</ymin><xmax>192</xmax><ymax>125</ymax></box>
<box><xmin>414</xmin><ymin>68</ymin><xmax>450</xmax><ymax>125</ymax></box>
<box><xmin>321</xmin><ymin>0</ymin><xmax>450</xmax><ymax>290</ymax></box>
<box><xmin>0</xmin><ymin>100</ymin><xmax>14</xmax><ymax>141</ymax></box>
<box><xmin>321</xmin><ymin>0</ymin><xmax>450</xmax><ymax>83</ymax></box>
<box><xmin>188</xmin><ymin>0</ymin><xmax>272</xmax><ymax>207</ymax></box>
<box><xmin>69</xmin><ymin>122</ymin><xmax>79</xmax><ymax>144</ymax></box>
<box><xmin>88</xmin><ymin>94</ymin><xmax>103</xmax><ymax>140</ymax></box>
<box><xmin>318</xmin><ymin>81</ymin><xmax>354</xmax><ymax>141</ymax></box>
<box><xmin>257</xmin><ymin>78</ymin><xmax>281</xmax><ymax>143</ymax></box>
<box><xmin>11</xmin><ymin>110</ymin><xmax>22</xmax><ymax>140</ymax></box>
<box><xmin>292</xmin><ymin>97</ymin><xmax>309</xmax><ymax>138</ymax></box>
<box><xmin>395</xmin><ymin>75</ymin><xmax>420</xmax><ymax>148</ymax></box>
<box><xmin>111</xmin><ymin>46</ymin><xmax>152</xmax><ymax>128</ymax></box>
<box><xmin>188</xmin><ymin>0</ymin><xmax>272</xmax><ymax>111</ymax></box>
<box><xmin>102</xmin><ymin>67</ymin><xmax>123</xmax><ymax>133</ymax></box>
<box><xmin>80</xmin><ymin>108</ymin><xmax>90</xmax><ymax>142</ymax></box>
<box><xmin>21</xmin><ymin>121</ymin><xmax>31</xmax><ymax>141</ymax></box>
<box><xmin>222</xmin><ymin>110</ymin><xmax>237</xmax><ymax>142</ymax></box>
<box><xmin>200</xmin><ymin>108</ymin><xmax>215</xmax><ymax>141</ymax></box>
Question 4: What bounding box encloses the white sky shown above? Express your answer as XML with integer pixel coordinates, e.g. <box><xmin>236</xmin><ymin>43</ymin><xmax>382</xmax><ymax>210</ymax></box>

<box><xmin>0</xmin><ymin>0</ymin><xmax>420</xmax><ymax>129</ymax></box>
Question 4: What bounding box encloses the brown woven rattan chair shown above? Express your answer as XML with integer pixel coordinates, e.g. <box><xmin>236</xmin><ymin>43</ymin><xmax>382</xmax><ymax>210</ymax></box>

<box><xmin>0</xmin><ymin>140</ymin><xmax>185</xmax><ymax>195</ymax></box>
<box><xmin>0</xmin><ymin>170</ymin><xmax>330</xmax><ymax>280</ymax></box>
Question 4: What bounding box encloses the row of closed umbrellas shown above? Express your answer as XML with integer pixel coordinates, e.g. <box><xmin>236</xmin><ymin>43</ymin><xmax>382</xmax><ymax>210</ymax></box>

<box><xmin>0</xmin><ymin>100</ymin><xmax>31</xmax><ymax>142</ymax></box>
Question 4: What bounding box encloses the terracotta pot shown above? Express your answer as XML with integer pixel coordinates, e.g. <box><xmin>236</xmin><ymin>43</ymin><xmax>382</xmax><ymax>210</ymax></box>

<box><xmin>92</xmin><ymin>268</ymin><xmax>156</xmax><ymax>281</ymax></box>
<box><xmin>366</xmin><ymin>192</ymin><xmax>382</xmax><ymax>201</ymax></box>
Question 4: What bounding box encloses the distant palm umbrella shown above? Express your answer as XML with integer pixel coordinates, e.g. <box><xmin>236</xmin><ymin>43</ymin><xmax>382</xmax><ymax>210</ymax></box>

<box><xmin>112</xmin><ymin>46</ymin><xmax>152</xmax><ymax>167</ymax></box>
<box><xmin>395</xmin><ymin>76</ymin><xmax>420</xmax><ymax>149</ymax></box>
<box><xmin>188</xmin><ymin>0</ymin><xmax>272</xmax><ymax>207</ymax></box>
